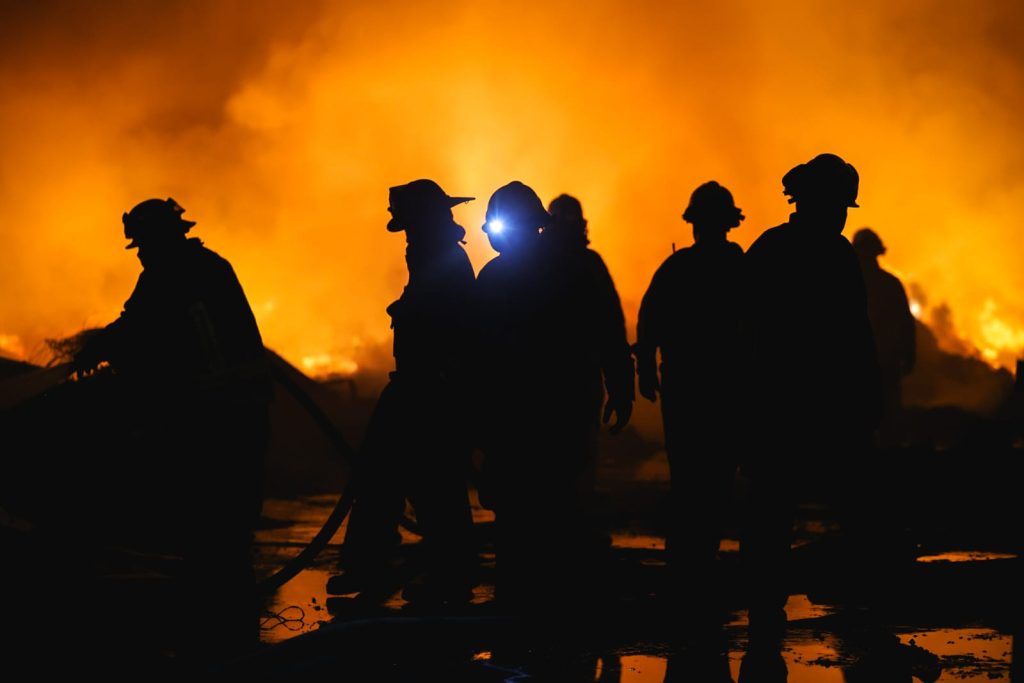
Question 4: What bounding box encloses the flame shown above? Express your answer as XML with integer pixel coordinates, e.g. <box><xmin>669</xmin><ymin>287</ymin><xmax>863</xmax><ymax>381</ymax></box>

<box><xmin>909</xmin><ymin>300</ymin><xmax>923</xmax><ymax>320</ymax></box>
<box><xmin>0</xmin><ymin>333</ymin><xmax>26</xmax><ymax>360</ymax></box>
<box><xmin>978</xmin><ymin>299</ymin><xmax>1024</xmax><ymax>367</ymax></box>
<box><xmin>1</xmin><ymin>1</ymin><xmax>1023</xmax><ymax>376</ymax></box>
<box><xmin>300</xmin><ymin>354</ymin><xmax>359</xmax><ymax>378</ymax></box>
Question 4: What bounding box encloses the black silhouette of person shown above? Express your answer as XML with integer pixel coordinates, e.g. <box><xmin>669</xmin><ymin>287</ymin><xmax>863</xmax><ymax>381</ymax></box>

<box><xmin>852</xmin><ymin>228</ymin><xmax>916</xmax><ymax>444</ymax></box>
<box><xmin>635</xmin><ymin>181</ymin><xmax>746</xmax><ymax>625</ymax></box>
<box><xmin>73</xmin><ymin>197</ymin><xmax>272</xmax><ymax>657</ymax></box>
<box><xmin>331</xmin><ymin>179</ymin><xmax>477</xmax><ymax>604</ymax></box>
<box><xmin>743</xmin><ymin>154</ymin><xmax>881</xmax><ymax>638</ymax></box>
<box><xmin>544</xmin><ymin>194</ymin><xmax>635</xmax><ymax>548</ymax></box>
<box><xmin>545</xmin><ymin>195</ymin><xmax>634</xmax><ymax>433</ymax></box>
<box><xmin>476</xmin><ymin>181</ymin><xmax>618</xmax><ymax>604</ymax></box>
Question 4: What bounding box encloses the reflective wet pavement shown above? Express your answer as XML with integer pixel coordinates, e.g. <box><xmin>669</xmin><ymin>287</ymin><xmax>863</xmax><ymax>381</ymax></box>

<box><xmin>255</xmin><ymin>495</ymin><xmax>1019</xmax><ymax>681</ymax></box>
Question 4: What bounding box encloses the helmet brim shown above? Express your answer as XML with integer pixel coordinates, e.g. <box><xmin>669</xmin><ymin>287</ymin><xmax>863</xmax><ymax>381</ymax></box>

<box><xmin>387</xmin><ymin>196</ymin><xmax>473</xmax><ymax>232</ymax></box>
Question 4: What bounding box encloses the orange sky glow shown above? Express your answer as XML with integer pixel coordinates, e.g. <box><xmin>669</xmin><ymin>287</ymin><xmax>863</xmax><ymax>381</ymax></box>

<box><xmin>1</xmin><ymin>0</ymin><xmax>1022</xmax><ymax>374</ymax></box>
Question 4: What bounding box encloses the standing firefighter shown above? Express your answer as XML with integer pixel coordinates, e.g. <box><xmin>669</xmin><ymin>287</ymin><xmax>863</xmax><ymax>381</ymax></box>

<box><xmin>331</xmin><ymin>179</ymin><xmax>477</xmax><ymax>604</ymax></box>
<box><xmin>73</xmin><ymin>197</ymin><xmax>272</xmax><ymax>656</ymax></box>
<box><xmin>852</xmin><ymin>227</ymin><xmax>916</xmax><ymax>445</ymax></box>
<box><xmin>474</xmin><ymin>181</ymin><xmax>550</xmax><ymax>605</ymax></box>
<box><xmin>744</xmin><ymin>154</ymin><xmax>881</xmax><ymax>639</ymax></box>
<box><xmin>544</xmin><ymin>194</ymin><xmax>635</xmax><ymax>548</ymax></box>
<box><xmin>475</xmin><ymin>183</ymin><xmax>633</xmax><ymax>605</ymax></box>
<box><xmin>635</xmin><ymin>181</ymin><xmax>746</xmax><ymax>624</ymax></box>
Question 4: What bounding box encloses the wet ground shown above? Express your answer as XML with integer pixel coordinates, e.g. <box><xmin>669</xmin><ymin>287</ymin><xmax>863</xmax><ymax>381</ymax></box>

<box><xmin>252</xmin><ymin>494</ymin><xmax>1020</xmax><ymax>681</ymax></box>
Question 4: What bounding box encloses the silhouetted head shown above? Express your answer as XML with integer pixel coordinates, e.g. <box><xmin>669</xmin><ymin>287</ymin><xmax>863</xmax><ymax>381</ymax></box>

<box><xmin>783</xmin><ymin>153</ymin><xmax>859</xmax><ymax>234</ymax></box>
<box><xmin>545</xmin><ymin>194</ymin><xmax>589</xmax><ymax>249</ymax></box>
<box><xmin>483</xmin><ymin>181</ymin><xmax>549</xmax><ymax>254</ymax></box>
<box><xmin>682</xmin><ymin>181</ymin><xmax>744</xmax><ymax>242</ymax></box>
<box><xmin>852</xmin><ymin>227</ymin><xmax>886</xmax><ymax>261</ymax></box>
<box><xmin>123</xmin><ymin>198</ymin><xmax>195</xmax><ymax>265</ymax></box>
<box><xmin>387</xmin><ymin>179</ymin><xmax>472</xmax><ymax>244</ymax></box>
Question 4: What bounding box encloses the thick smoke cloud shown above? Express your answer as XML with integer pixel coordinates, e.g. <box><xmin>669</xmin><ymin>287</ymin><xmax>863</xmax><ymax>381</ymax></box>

<box><xmin>1</xmin><ymin>0</ymin><xmax>1022</xmax><ymax>375</ymax></box>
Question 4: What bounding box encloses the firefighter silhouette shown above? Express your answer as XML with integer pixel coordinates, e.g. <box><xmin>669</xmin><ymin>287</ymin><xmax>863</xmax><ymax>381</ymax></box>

<box><xmin>636</xmin><ymin>181</ymin><xmax>745</xmax><ymax>623</ymax></box>
<box><xmin>331</xmin><ymin>180</ymin><xmax>476</xmax><ymax>604</ymax></box>
<box><xmin>743</xmin><ymin>154</ymin><xmax>881</xmax><ymax>638</ymax></box>
<box><xmin>852</xmin><ymin>227</ymin><xmax>916</xmax><ymax>445</ymax></box>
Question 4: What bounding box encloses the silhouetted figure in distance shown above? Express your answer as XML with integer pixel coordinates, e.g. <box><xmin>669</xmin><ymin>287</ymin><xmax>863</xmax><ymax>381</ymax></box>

<box><xmin>852</xmin><ymin>228</ymin><xmax>916</xmax><ymax>445</ymax></box>
<box><xmin>331</xmin><ymin>179</ymin><xmax>477</xmax><ymax>604</ymax></box>
<box><xmin>545</xmin><ymin>194</ymin><xmax>634</xmax><ymax>436</ymax></box>
<box><xmin>743</xmin><ymin>154</ymin><xmax>881</xmax><ymax>639</ymax></box>
<box><xmin>635</xmin><ymin>181</ymin><xmax>746</xmax><ymax>627</ymax></box>
<box><xmin>73</xmin><ymin>197</ymin><xmax>272</xmax><ymax>659</ymax></box>
<box><xmin>544</xmin><ymin>194</ymin><xmax>635</xmax><ymax>550</ymax></box>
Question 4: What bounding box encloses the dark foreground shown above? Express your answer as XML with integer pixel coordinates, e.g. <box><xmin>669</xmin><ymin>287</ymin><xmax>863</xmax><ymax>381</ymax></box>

<box><xmin>240</xmin><ymin>492</ymin><xmax>1020</xmax><ymax>682</ymax></box>
<box><xmin>1</xmin><ymin>448</ymin><xmax>1021</xmax><ymax>681</ymax></box>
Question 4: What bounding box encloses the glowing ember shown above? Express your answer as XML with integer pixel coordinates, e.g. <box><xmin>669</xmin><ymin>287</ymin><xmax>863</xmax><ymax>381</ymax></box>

<box><xmin>916</xmin><ymin>551</ymin><xmax>1017</xmax><ymax>563</ymax></box>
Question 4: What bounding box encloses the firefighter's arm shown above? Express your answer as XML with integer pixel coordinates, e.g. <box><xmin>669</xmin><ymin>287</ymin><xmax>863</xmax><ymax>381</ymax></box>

<box><xmin>634</xmin><ymin>345</ymin><xmax>659</xmax><ymax>403</ymax></box>
<box><xmin>603</xmin><ymin>381</ymin><xmax>634</xmax><ymax>435</ymax></box>
<box><xmin>635</xmin><ymin>276</ymin><xmax>662</xmax><ymax>403</ymax></box>
<box><xmin>73</xmin><ymin>325</ymin><xmax>115</xmax><ymax>375</ymax></box>
<box><xmin>74</xmin><ymin>272</ymin><xmax>147</xmax><ymax>375</ymax></box>
<box><xmin>587</xmin><ymin>253</ymin><xmax>636</xmax><ymax>431</ymax></box>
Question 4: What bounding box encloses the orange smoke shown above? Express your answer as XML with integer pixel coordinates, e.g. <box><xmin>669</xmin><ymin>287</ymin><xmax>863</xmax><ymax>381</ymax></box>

<box><xmin>1</xmin><ymin>0</ymin><xmax>1023</xmax><ymax>374</ymax></box>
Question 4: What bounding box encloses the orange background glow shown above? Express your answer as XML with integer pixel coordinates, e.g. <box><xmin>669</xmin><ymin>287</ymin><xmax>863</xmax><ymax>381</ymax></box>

<box><xmin>2</xmin><ymin>0</ymin><xmax>1023</xmax><ymax>373</ymax></box>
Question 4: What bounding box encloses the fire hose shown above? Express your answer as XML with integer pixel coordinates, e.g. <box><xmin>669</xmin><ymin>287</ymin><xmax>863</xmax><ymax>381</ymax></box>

<box><xmin>0</xmin><ymin>355</ymin><xmax>420</xmax><ymax>595</ymax></box>
<box><xmin>258</xmin><ymin>355</ymin><xmax>421</xmax><ymax>594</ymax></box>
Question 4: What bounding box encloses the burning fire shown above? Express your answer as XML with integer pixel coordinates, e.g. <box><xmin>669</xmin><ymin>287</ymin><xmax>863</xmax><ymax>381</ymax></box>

<box><xmin>0</xmin><ymin>333</ymin><xmax>26</xmax><ymax>360</ymax></box>
<box><xmin>978</xmin><ymin>299</ymin><xmax>1024</xmax><ymax>367</ymax></box>
<box><xmin>300</xmin><ymin>354</ymin><xmax>359</xmax><ymax>379</ymax></box>
<box><xmin>1</xmin><ymin>2</ymin><xmax>1023</xmax><ymax>375</ymax></box>
<box><xmin>909</xmin><ymin>300</ymin><xmax>923</xmax><ymax>320</ymax></box>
